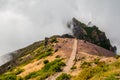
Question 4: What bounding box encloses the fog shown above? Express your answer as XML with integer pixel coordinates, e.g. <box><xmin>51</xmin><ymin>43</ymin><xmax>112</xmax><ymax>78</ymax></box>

<box><xmin>0</xmin><ymin>0</ymin><xmax>120</xmax><ymax>57</ymax></box>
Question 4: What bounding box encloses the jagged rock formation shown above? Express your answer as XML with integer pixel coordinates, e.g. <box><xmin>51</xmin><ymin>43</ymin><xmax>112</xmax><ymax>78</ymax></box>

<box><xmin>67</xmin><ymin>18</ymin><xmax>116</xmax><ymax>52</ymax></box>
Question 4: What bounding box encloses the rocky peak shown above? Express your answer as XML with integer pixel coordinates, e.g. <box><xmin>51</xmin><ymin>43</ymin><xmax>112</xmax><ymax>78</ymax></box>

<box><xmin>67</xmin><ymin>17</ymin><xmax>117</xmax><ymax>53</ymax></box>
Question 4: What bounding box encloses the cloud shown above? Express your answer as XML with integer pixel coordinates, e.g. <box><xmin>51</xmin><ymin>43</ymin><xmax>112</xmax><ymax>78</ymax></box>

<box><xmin>75</xmin><ymin>0</ymin><xmax>120</xmax><ymax>53</ymax></box>
<box><xmin>0</xmin><ymin>0</ymin><xmax>120</xmax><ymax>57</ymax></box>
<box><xmin>0</xmin><ymin>0</ymin><xmax>77</xmax><ymax>55</ymax></box>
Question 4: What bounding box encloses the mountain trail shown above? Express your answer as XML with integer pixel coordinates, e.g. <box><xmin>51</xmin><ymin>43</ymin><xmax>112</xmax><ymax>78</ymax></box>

<box><xmin>46</xmin><ymin>39</ymin><xmax>78</xmax><ymax>80</ymax></box>
<box><xmin>63</xmin><ymin>39</ymin><xmax>77</xmax><ymax>72</ymax></box>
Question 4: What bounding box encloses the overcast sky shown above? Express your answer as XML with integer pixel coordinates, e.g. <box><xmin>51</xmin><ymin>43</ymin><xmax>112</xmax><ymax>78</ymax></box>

<box><xmin>0</xmin><ymin>0</ymin><xmax>120</xmax><ymax>56</ymax></box>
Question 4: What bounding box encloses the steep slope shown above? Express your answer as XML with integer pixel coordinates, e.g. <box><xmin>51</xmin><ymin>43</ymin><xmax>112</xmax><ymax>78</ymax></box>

<box><xmin>77</xmin><ymin>40</ymin><xmax>115</xmax><ymax>58</ymax></box>
<box><xmin>0</xmin><ymin>41</ymin><xmax>43</xmax><ymax>74</ymax></box>
<box><xmin>0</xmin><ymin>18</ymin><xmax>118</xmax><ymax>80</ymax></box>
<box><xmin>0</xmin><ymin>37</ymin><xmax>117</xmax><ymax>80</ymax></box>
<box><xmin>46</xmin><ymin>39</ymin><xmax>78</xmax><ymax>80</ymax></box>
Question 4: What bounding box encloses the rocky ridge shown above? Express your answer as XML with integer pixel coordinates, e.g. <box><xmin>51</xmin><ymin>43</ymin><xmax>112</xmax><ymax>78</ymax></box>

<box><xmin>66</xmin><ymin>18</ymin><xmax>117</xmax><ymax>53</ymax></box>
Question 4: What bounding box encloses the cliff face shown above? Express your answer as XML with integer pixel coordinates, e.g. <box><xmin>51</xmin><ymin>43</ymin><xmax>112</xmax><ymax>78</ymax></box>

<box><xmin>67</xmin><ymin>18</ymin><xmax>116</xmax><ymax>52</ymax></box>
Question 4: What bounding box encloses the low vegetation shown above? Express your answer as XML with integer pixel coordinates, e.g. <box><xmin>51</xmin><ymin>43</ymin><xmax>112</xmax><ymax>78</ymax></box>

<box><xmin>80</xmin><ymin>61</ymin><xmax>92</xmax><ymax>68</ymax></box>
<box><xmin>1</xmin><ymin>37</ymin><xmax>120</xmax><ymax>80</ymax></box>
<box><xmin>115</xmin><ymin>54</ymin><xmax>120</xmax><ymax>59</ymax></box>
<box><xmin>0</xmin><ymin>74</ymin><xmax>22</xmax><ymax>80</ymax></box>
<box><xmin>94</xmin><ymin>58</ymin><xmax>100</xmax><ymax>64</ymax></box>
<box><xmin>50</xmin><ymin>37</ymin><xmax>58</xmax><ymax>43</ymax></box>
<box><xmin>25</xmin><ymin>58</ymin><xmax>66</xmax><ymax>80</ymax></box>
<box><xmin>71</xmin><ymin>66</ymin><xmax>77</xmax><ymax>70</ymax></box>
<box><xmin>0</xmin><ymin>68</ymin><xmax>24</xmax><ymax>80</ymax></box>
<box><xmin>105</xmin><ymin>73</ymin><xmax>120</xmax><ymax>80</ymax></box>
<box><xmin>43</xmin><ymin>60</ymin><xmax>49</xmax><ymax>64</ymax></box>
<box><xmin>56</xmin><ymin>73</ymin><xmax>71</xmax><ymax>80</ymax></box>
<box><xmin>17</xmin><ymin>41</ymin><xmax>52</xmax><ymax>66</ymax></box>
<box><xmin>74</xmin><ymin>59</ymin><xmax>120</xmax><ymax>80</ymax></box>
<box><xmin>56</xmin><ymin>55</ymin><xmax>61</xmax><ymax>58</ymax></box>
<box><xmin>36</xmin><ymin>48</ymin><xmax>53</xmax><ymax>60</ymax></box>
<box><xmin>74</xmin><ymin>63</ymin><xmax>108</xmax><ymax>80</ymax></box>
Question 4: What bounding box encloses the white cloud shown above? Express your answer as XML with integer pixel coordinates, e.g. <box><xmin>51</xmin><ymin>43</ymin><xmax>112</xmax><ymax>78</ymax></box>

<box><xmin>0</xmin><ymin>0</ymin><xmax>120</xmax><ymax>57</ymax></box>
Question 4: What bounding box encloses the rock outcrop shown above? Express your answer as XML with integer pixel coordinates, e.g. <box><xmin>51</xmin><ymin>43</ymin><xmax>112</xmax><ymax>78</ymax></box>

<box><xmin>67</xmin><ymin>18</ymin><xmax>116</xmax><ymax>52</ymax></box>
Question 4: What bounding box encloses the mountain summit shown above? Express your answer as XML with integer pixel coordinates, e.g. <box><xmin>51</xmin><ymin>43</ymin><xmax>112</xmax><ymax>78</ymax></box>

<box><xmin>0</xmin><ymin>18</ymin><xmax>119</xmax><ymax>80</ymax></box>
<box><xmin>67</xmin><ymin>18</ymin><xmax>117</xmax><ymax>53</ymax></box>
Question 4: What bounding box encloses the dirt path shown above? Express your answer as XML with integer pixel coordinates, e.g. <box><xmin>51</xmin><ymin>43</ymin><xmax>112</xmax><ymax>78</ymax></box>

<box><xmin>46</xmin><ymin>39</ymin><xmax>78</xmax><ymax>80</ymax></box>
<box><xmin>63</xmin><ymin>39</ymin><xmax>77</xmax><ymax>73</ymax></box>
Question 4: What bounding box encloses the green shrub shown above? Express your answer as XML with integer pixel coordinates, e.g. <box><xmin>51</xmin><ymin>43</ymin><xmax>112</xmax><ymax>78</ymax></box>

<box><xmin>44</xmin><ymin>61</ymin><xmax>65</xmax><ymax>72</ymax></box>
<box><xmin>105</xmin><ymin>74</ymin><xmax>119</xmax><ymax>80</ymax></box>
<box><xmin>56</xmin><ymin>55</ymin><xmax>61</xmax><ymax>58</ymax></box>
<box><xmin>94</xmin><ymin>58</ymin><xmax>100</xmax><ymax>64</ymax></box>
<box><xmin>74</xmin><ymin>64</ymin><xmax>109</xmax><ymax>80</ymax></box>
<box><xmin>73</xmin><ymin>59</ymin><xmax>120</xmax><ymax>80</ymax></box>
<box><xmin>16</xmin><ymin>76</ymin><xmax>23</xmax><ymax>80</ymax></box>
<box><xmin>58</xmin><ymin>62</ymin><xmax>66</xmax><ymax>66</ymax></box>
<box><xmin>51</xmin><ymin>64</ymin><xmax>62</xmax><ymax>72</ymax></box>
<box><xmin>0</xmin><ymin>74</ymin><xmax>23</xmax><ymax>80</ymax></box>
<box><xmin>115</xmin><ymin>55</ymin><xmax>120</xmax><ymax>59</ymax></box>
<box><xmin>37</xmin><ymin>48</ymin><xmax>53</xmax><ymax>60</ymax></box>
<box><xmin>71</xmin><ymin>66</ymin><xmax>77</xmax><ymax>70</ymax></box>
<box><xmin>14</xmin><ymin>68</ymin><xmax>25</xmax><ymax>75</ymax></box>
<box><xmin>50</xmin><ymin>37</ymin><xmax>58</xmax><ymax>43</ymax></box>
<box><xmin>81</xmin><ymin>61</ymin><xmax>92</xmax><ymax>68</ymax></box>
<box><xmin>0</xmin><ymin>67</ymin><xmax>24</xmax><ymax>80</ymax></box>
<box><xmin>50</xmin><ymin>62</ymin><xmax>65</xmax><ymax>72</ymax></box>
<box><xmin>0</xmin><ymin>74</ymin><xmax>17</xmax><ymax>80</ymax></box>
<box><xmin>43</xmin><ymin>60</ymin><xmax>49</xmax><ymax>64</ymax></box>
<box><xmin>97</xmin><ymin>61</ymin><xmax>106</xmax><ymax>67</ymax></box>
<box><xmin>25</xmin><ymin>59</ymin><xmax>65</xmax><ymax>79</ymax></box>
<box><xmin>36</xmin><ymin>72</ymin><xmax>52</xmax><ymax>80</ymax></box>
<box><xmin>46</xmin><ymin>48</ymin><xmax>53</xmax><ymax>52</ymax></box>
<box><xmin>24</xmin><ymin>71</ymin><xmax>37</xmax><ymax>79</ymax></box>
<box><xmin>56</xmin><ymin>73</ymin><xmax>71</xmax><ymax>80</ymax></box>
<box><xmin>111</xmin><ymin>61</ymin><xmax>120</xmax><ymax>68</ymax></box>
<box><xmin>74</xmin><ymin>68</ymin><xmax>97</xmax><ymax>80</ymax></box>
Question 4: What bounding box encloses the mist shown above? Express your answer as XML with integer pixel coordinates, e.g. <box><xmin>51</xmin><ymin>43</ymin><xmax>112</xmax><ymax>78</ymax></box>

<box><xmin>0</xmin><ymin>0</ymin><xmax>120</xmax><ymax>58</ymax></box>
